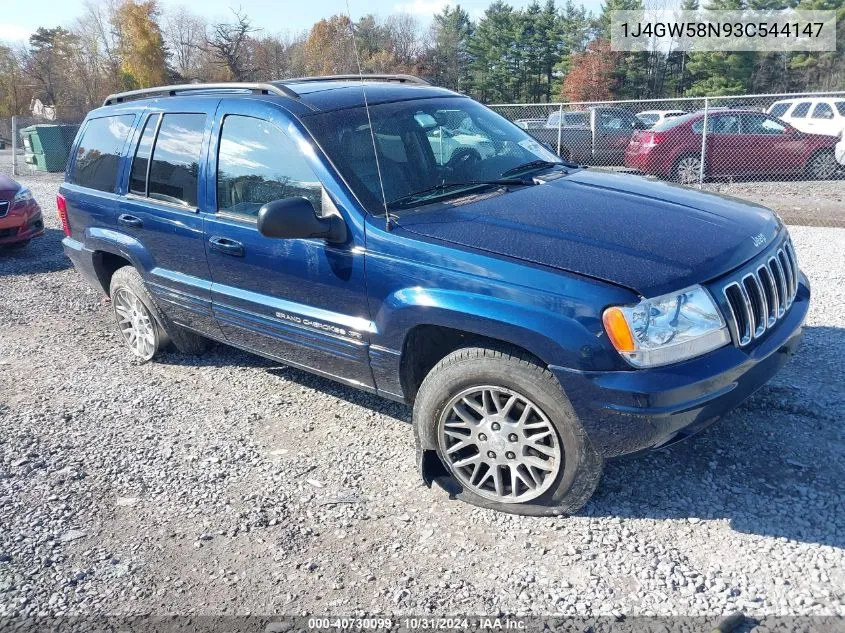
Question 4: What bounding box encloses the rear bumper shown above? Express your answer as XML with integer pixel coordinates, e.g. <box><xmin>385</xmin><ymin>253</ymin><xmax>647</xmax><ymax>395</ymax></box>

<box><xmin>552</xmin><ymin>276</ymin><xmax>809</xmax><ymax>458</ymax></box>
<box><xmin>0</xmin><ymin>203</ymin><xmax>44</xmax><ymax>244</ymax></box>
<box><xmin>62</xmin><ymin>236</ymin><xmax>106</xmax><ymax>292</ymax></box>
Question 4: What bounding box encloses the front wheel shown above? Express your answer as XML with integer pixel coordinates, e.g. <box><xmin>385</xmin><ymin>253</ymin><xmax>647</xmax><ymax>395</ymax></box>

<box><xmin>413</xmin><ymin>346</ymin><xmax>603</xmax><ymax>516</ymax></box>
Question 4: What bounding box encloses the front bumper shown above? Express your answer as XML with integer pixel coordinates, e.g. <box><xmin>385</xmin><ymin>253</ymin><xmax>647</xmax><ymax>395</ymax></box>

<box><xmin>0</xmin><ymin>202</ymin><xmax>44</xmax><ymax>245</ymax></box>
<box><xmin>552</xmin><ymin>275</ymin><xmax>809</xmax><ymax>458</ymax></box>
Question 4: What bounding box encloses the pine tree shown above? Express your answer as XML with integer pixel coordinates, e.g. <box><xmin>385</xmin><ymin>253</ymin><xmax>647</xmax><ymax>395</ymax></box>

<box><xmin>429</xmin><ymin>5</ymin><xmax>474</xmax><ymax>93</ymax></box>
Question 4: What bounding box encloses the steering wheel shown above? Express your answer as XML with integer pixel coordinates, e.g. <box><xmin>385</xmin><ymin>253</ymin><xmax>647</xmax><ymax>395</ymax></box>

<box><xmin>445</xmin><ymin>148</ymin><xmax>481</xmax><ymax>178</ymax></box>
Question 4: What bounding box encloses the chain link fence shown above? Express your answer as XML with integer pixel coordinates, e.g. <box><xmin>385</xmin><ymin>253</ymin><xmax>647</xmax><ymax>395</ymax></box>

<box><xmin>491</xmin><ymin>91</ymin><xmax>845</xmax><ymax>227</ymax></box>
<box><xmin>0</xmin><ymin>115</ymin><xmax>84</xmax><ymax>181</ymax></box>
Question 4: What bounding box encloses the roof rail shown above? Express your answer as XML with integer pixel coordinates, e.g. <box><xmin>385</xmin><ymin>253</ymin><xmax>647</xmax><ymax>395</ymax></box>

<box><xmin>102</xmin><ymin>82</ymin><xmax>299</xmax><ymax>106</ymax></box>
<box><xmin>279</xmin><ymin>74</ymin><xmax>431</xmax><ymax>86</ymax></box>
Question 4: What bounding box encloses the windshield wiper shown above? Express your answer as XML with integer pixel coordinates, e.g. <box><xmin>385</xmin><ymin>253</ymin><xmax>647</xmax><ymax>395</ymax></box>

<box><xmin>387</xmin><ymin>178</ymin><xmax>532</xmax><ymax>209</ymax></box>
<box><xmin>500</xmin><ymin>160</ymin><xmax>564</xmax><ymax>177</ymax></box>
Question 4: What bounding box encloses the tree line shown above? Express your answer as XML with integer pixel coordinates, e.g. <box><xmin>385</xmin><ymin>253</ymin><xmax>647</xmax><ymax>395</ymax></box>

<box><xmin>0</xmin><ymin>0</ymin><xmax>843</xmax><ymax>120</ymax></box>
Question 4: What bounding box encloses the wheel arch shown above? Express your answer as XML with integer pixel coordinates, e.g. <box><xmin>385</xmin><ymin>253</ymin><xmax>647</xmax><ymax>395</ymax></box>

<box><xmin>86</xmin><ymin>228</ymin><xmax>155</xmax><ymax>295</ymax></box>
<box><xmin>380</xmin><ymin>287</ymin><xmax>607</xmax><ymax>402</ymax></box>
<box><xmin>399</xmin><ymin>323</ymin><xmax>546</xmax><ymax>405</ymax></box>
<box><xmin>92</xmin><ymin>251</ymin><xmax>133</xmax><ymax>296</ymax></box>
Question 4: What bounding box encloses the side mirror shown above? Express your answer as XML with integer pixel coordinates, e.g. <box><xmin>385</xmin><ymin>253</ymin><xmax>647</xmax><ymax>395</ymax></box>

<box><xmin>257</xmin><ymin>197</ymin><xmax>347</xmax><ymax>244</ymax></box>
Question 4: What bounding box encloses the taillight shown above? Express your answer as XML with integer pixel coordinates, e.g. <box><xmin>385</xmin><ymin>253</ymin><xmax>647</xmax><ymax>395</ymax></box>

<box><xmin>641</xmin><ymin>132</ymin><xmax>665</xmax><ymax>148</ymax></box>
<box><xmin>56</xmin><ymin>193</ymin><xmax>71</xmax><ymax>237</ymax></box>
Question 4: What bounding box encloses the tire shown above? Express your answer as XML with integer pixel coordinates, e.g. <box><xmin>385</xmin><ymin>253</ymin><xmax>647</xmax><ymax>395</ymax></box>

<box><xmin>413</xmin><ymin>345</ymin><xmax>603</xmax><ymax>516</ymax></box>
<box><xmin>109</xmin><ymin>267</ymin><xmax>206</xmax><ymax>361</ymax></box>
<box><xmin>805</xmin><ymin>149</ymin><xmax>837</xmax><ymax>180</ymax></box>
<box><xmin>674</xmin><ymin>154</ymin><xmax>702</xmax><ymax>184</ymax></box>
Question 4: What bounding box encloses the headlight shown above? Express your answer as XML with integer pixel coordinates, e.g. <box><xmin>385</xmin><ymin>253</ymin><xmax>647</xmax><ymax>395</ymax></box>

<box><xmin>13</xmin><ymin>187</ymin><xmax>33</xmax><ymax>204</ymax></box>
<box><xmin>602</xmin><ymin>284</ymin><xmax>730</xmax><ymax>368</ymax></box>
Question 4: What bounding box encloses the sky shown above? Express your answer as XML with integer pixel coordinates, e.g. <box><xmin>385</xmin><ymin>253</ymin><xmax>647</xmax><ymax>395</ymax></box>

<box><xmin>0</xmin><ymin>0</ymin><xmax>604</xmax><ymax>44</ymax></box>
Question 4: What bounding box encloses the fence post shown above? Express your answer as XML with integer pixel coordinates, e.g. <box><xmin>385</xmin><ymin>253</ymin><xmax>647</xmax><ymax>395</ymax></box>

<box><xmin>556</xmin><ymin>104</ymin><xmax>563</xmax><ymax>156</ymax></box>
<box><xmin>698</xmin><ymin>97</ymin><xmax>708</xmax><ymax>187</ymax></box>
<box><xmin>11</xmin><ymin>115</ymin><xmax>17</xmax><ymax>177</ymax></box>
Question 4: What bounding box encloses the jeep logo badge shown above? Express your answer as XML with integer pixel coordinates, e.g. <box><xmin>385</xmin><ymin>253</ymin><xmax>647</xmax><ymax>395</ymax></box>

<box><xmin>751</xmin><ymin>233</ymin><xmax>767</xmax><ymax>248</ymax></box>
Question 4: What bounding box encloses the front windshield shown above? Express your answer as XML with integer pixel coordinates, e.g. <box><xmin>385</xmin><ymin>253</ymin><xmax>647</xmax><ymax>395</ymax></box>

<box><xmin>303</xmin><ymin>97</ymin><xmax>563</xmax><ymax>212</ymax></box>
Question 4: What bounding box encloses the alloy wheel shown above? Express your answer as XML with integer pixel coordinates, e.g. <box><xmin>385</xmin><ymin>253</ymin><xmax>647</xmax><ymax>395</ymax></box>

<box><xmin>113</xmin><ymin>288</ymin><xmax>157</xmax><ymax>360</ymax></box>
<box><xmin>676</xmin><ymin>156</ymin><xmax>702</xmax><ymax>184</ymax></box>
<box><xmin>810</xmin><ymin>152</ymin><xmax>837</xmax><ymax>180</ymax></box>
<box><xmin>437</xmin><ymin>386</ymin><xmax>562</xmax><ymax>503</ymax></box>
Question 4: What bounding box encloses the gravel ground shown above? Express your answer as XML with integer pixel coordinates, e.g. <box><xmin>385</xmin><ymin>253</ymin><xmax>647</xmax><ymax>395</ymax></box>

<box><xmin>1</xmin><ymin>162</ymin><xmax>843</xmax><ymax>620</ymax></box>
<box><xmin>700</xmin><ymin>179</ymin><xmax>845</xmax><ymax>228</ymax></box>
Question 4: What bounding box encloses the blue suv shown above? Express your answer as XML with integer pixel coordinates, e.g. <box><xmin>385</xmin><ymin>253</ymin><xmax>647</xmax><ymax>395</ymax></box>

<box><xmin>60</xmin><ymin>75</ymin><xmax>809</xmax><ymax>515</ymax></box>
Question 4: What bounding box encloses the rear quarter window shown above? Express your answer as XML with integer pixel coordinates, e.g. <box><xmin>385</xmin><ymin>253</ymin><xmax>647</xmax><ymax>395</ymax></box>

<box><xmin>654</xmin><ymin>112</ymin><xmax>698</xmax><ymax>132</ymax></box>
<box><xmin>71</xmin><ymin>114</ymin><xmax>135</xmax><ymax>192</ymax></box>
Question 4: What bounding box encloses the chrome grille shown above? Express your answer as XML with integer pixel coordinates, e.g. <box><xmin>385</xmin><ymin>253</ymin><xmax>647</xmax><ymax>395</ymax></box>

<box><xmin>0</xmin><ymin>200</ymin><xmax>9</xmax><ymax>218</ymax></box>
<box><xmin>722</xmin><ymin>240</ymin><xmax>799</xmax><ymax>346</ymax></box>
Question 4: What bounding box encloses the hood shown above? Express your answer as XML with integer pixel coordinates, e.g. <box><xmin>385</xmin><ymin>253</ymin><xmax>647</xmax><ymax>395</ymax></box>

<box><xmin>0</xmin><ymin>174</ymin><xmax>21</xmax><ymax>196</ymax></box>
<box><xmin>394</xmin><ymin>169</ymin><xmax>782</xmax><ymax>297</ymax></box>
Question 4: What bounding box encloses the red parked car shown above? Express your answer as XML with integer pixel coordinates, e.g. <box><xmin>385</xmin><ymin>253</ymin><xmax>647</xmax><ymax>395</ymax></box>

<box><xmin>625</xmin><ymin>109</ymin><xmax>840</xmax><ymax>184</ymax></box>
<box><xmin>0</xmin><ymin>174</ymin><xmax>43</xmax><ymax>248</ymax></box>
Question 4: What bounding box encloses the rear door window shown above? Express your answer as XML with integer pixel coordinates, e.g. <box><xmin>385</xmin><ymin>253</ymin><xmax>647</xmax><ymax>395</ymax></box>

<box><xmin>147</xmin><ymin>113</ymin><xmax>206</xmax><ymax>207</ymax></box>
<box><xmin>791</xmin><ymin>102</ymin><xmax>812</xmax><ymax>118</ymax></box>
<box><xmin>71</xmin><ymin>114</ymin><xmax>135</xmax><ymax>192</ymax></box>
<box><xmin>129</xmin><ymin>114</ymin><xmax>160</xmax><ymax>195</ymax></box>
<box><xmin>710</xmin><ymin>115</ymin><xmax>740</xmax><ymax>135</ymax></box>
<box><xmin>741</xmin><ymin>114</ymin><xmax>786</xmax><ymax>135</ymax></box>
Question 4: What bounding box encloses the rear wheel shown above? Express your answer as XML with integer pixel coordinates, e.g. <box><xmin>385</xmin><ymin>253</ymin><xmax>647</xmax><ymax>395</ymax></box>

<box><xmin>110</xmin><ymin>269</ymin><xmax>163</xmax><ymax>361</ymax></box>
<box><xmin>414</xmin><ymin>346</ymin><xmax>603</xmax><ymax>516</ymax></box>
<box><xmin>674</xmin><ymin>154</ymin><xmax>702</xmax><ymax>184</ymax></box>
<box><xmin>109</xmin><ymin>266</ymin><xmax>206</xmax><ymax>361</ymax></box>
<box><xmin>805</xmin><ymin>149</ymin><xmax>838</xmax><ymax>180</ymax></box>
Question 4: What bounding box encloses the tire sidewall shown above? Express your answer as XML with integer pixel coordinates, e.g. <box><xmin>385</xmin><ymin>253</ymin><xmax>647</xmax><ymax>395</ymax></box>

<box><xmin>675</xmin><ymin>154</ymin><xmax>701</xmax><ymax>183</ymax></box>
<box><xmin>415</xmin><ymin>351</ymin><xmax>600</xmax><ymax>516</ymax></box>
<box><xmin>109</xmin><ymin>268</ymin><xmax>163</xmax><ymax>361</ymax></box>
<box><xmin>808</xmin><ymin>150</ymin><xmax>836</xmax><ymax>180</ymax></box>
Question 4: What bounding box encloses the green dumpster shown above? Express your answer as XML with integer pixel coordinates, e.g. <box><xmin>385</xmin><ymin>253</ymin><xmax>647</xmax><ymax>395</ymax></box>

<box><xmin>20</xmin><ymin>124</ymin><xmax>77</xmax><ymax>172</ymax></box>
<box><xmin>20</xmin><ymin>124</ymin><xmax>68</xmax><ymax>153</ymax></box>
<box><xmin>25</xmin><ymin>151</ymin><xmax>68</xmax><ymax>172</ymax></box>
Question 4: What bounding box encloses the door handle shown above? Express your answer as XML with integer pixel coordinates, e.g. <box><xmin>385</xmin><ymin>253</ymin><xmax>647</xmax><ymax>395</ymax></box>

<box><xmin>118</xmin><ymin>214</ymin><xmax>143</xmax><ymax>228</ymax></box>
<box><xmin>209</xmin><ymin>236</ymin><xmax>244</xmax><ymax>257</ymax></box>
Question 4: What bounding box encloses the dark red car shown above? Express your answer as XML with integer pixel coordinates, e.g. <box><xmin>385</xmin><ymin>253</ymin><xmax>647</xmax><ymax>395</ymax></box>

<box><xmin>0</xmin><ymin>174</ymin><xmax>43</xmax><ymax>248</ymax></box>
<box><xmin>624</xmin><ymin>109</ymin><xmax>840</xmax><ymax>184</ymax></box>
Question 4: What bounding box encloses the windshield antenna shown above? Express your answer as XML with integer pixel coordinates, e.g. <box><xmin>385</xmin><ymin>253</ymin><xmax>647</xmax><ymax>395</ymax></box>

<box><xmin>345</xmin><ymin>0</ymin><xmax>392</xmax><ymax>231</ymax></box>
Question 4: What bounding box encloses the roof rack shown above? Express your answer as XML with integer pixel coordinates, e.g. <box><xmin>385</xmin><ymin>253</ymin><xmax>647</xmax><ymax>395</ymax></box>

<box><xmin>102</xmin><ymin>82</ymin><xmax>299</xmax><ymax>106</ymax></box>
<box><xmin>279</xmin><ymin>74</ymin><xmax>431</xmax><ymax>86</ymax></box>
